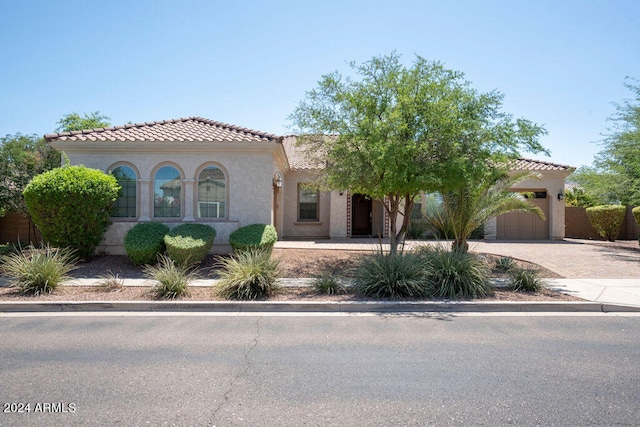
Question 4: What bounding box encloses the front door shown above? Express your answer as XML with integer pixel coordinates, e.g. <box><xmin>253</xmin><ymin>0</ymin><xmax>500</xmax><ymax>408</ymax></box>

<box><xmin>351</xmin><ymin>194</ymin><xmax>372</xmax><ymax>236</ymax></box>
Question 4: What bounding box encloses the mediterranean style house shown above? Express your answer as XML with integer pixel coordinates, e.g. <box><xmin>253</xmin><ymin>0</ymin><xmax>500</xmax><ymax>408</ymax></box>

<box><xmin>44</xmin><ymin>117</ymin><xmax>574</xmax><ymax>254</ymax></box>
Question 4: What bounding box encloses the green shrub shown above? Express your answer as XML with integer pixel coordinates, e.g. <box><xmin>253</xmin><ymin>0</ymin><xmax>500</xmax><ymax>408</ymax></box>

<box><xmin>164</xmin><ymin>223</ymin><xmax>216</xmax><ymax>265</ymax></box>
<box><xmin>494</xmin><ymin>256</ymin><xmax>515</xmax><ymax>272</ymax></box>
<box><xmin>633</xmin><ymin>206</ymin><xmax>640</xmax><ymax>226</ymax></box>
<box><xmin>313</xmin><ymin>271</ymin><xmax>347</xmax><ymax>295</ymax></box>
<box><xmin>508</xmin><ymin>267</ymin><xmax>545</xmax><ymax>292</ymax></box>
<box><xmin>23</xmin><ymin>165</ymin><xmax>120</xmax><ymax>260</ymax></box>
<box><xmin>215</xmin><ymin>250</ymin><xmax>281</xmax><ymax>300</ymax></box>
<box><xmin>229</xmin><ymin>224</ymin><xmax>277</xmax><ymax>254</ymax></box>
<box><xmin>585</xmin><ymin>205</ymin><xmax>625</xmax><ymax>241</ymax></box>
<box><xmin>0</xmin><ymin>245</ymin><xmax>78</xmax><ymax>295</ymax></box>
<box><xmin>406</xmin><ymin>217</ymin><xmax>431</xmax><ymax>239</ymax></box>
<box><xmin>417</xmin><ymin>246</ymin><xmax>491</xmax><ymax>299</ymax></box>
<box><xmin>143</xmin><ymin>254</ymin><xmax>197</xmax><ymax>299</ymax></box>
<box><xmin>124</xmin><ymin>223</ymin><xmax>170</xmax><ymax>266</ymax></box>
<box><xmin>353</xmin><ymin>252</ymin><xmax>432</xmax><ymax>299</ymax></box>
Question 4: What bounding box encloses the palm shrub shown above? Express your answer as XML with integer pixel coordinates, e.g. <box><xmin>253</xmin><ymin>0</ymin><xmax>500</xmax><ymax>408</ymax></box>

<box><xmin>417</xmin><ymin>245</ymin><xmax>492</xmax><ymax>299</ymax></box>
<box><xmin>143</xmin><ymin>254</ymin><xmax>197</xmax><ymax>299</ymax></box>
<box><xmin>585</xmin><ymin>205</ymin><xmax>625</xmax><ymax>241</ymax></box>
<box><xmin>164</xmin><ymin>223</ymin><xmax>216</xmax><ymax>265</ymax></box>
<box><xmin>23</xmin><ymin>165</ymin><xmax>120</xmax><ymax>260</ymax></box>
<box><xmin>229</xmin><ymin>224</ymin><xmax>277</xmax><ymax>255</ymax></box>
<box><xmin>426</xmin><ymin>172</ymin><xmax>544</xmax><ymax>252</ymax></box>
<box><xmin>508</xmin><ymin>267</ymin><xmax>545</xmax><ymax>292</ymax></box>
<box><xmin>0</xmin><ymin>245</ymin><xmax>78</xmax><ymax>295</ymax></box>
<box><xmin>215</xmin><ymin>250</ymin><xmax>281</xmax><ymax>300</ymax></box>
<box><xmin>124</xmin><ymin>223</ymin><xmax>170</xmax><ymax>266</ymax></box>
<box><xmin>353</xmin><ymin>252</ymin><xmax>432</xmax><ymax>299</ymax></box>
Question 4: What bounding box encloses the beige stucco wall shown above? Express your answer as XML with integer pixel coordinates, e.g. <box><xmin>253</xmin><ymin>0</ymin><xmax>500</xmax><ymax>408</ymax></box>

<box><xmin>281</xmin><ymin>170</ymin><xmax>331</xmax><ymax>238</ymax></box>
<box><xmin>55</xmin><ymin>141</ymin><xmax>284</xmax><ymax>254</ymax></box>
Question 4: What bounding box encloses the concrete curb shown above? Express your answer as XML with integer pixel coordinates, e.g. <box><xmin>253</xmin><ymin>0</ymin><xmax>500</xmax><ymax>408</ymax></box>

<box><xmin>1</xmin><ymin>301</ymin><xmax>639</xmax><ymax>313</ymax></box>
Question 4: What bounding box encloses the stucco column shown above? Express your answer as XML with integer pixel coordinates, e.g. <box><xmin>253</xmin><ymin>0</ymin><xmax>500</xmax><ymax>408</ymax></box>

<box><xmin>549</xmin><ymin>188</ymin><xmax>565</xmax><ymax>240</ymax></box>
<box><xmin>329</xmin><ymin>191</ymin><xmax>348</xmax><ymax>238</ymax></box>
<box><xmin>138</xmin><ymin>178</ymin><xmax>151</xmax><ymax>221</ymax></box>
<box><xmin>183</xmin><ymin>178</ymin><xmax>195</xmax><ymax>222</ymax></box>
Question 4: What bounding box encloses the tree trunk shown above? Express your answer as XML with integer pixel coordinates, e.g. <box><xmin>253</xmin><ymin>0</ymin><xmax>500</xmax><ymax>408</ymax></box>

<box><xmin>386</xmin><ymin>194</ymin><xmax>414</xmax><ymax>256</ymax></box>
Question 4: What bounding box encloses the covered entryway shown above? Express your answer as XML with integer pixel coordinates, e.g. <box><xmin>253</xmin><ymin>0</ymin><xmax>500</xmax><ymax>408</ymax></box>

<box><xmin>351</xmin><ymin>194</ymin><xmax>372</xmax><ymax>236</ymax></box>
<box><xmin>496</xmin><ymin>191</ymin><xmax>550</xmax><ymax>239</ymax></box>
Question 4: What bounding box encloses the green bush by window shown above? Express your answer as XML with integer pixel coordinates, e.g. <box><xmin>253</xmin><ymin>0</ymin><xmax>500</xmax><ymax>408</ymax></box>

<box><xmin>164</xmin><ymin>223</ymin><xmax>216</xmax><ymax>265</ymax></box>
<box><xmin>23</xmin><ymin>165</ymin><xmax>120</xmax><ymax>260</ymax></box>
<box><xmin>585</xmin><ymin>205</ymin><xmax>625</xmax><ymax>242</ymax></box>
<box><xmin>124</xmin><ymin>222</ymin><xmax>170</xmax><ymax>266</ymax></box>
<box><xmin>632</xmin><ymin>206</ymin><xmax>640</xmax><ymax>227</ymax></box>
<box><xmin>228</xmin><ymin>224</ymin><xmax>277</xmax><ymax>254</ymax></box>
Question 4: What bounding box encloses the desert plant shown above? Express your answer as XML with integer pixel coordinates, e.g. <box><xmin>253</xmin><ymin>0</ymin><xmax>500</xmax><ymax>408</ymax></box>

<box><xmin>417</xmin><ymin>245</ymin><xmax>491</xmax><ymax>299</ymax></box>
<box><xmin>229</xmin><ymin>223</ymin><xmax>277</xmax><ymax>255</ymax></box>
<box><xmin>313</xmin><ymin>271</ymin><xmax>346</xmax><ymax>295</ymax></box>
<box><xmin>23</xmin><ymin>165</ymin><xmax>120</xmax><ymax>260</ymax></box>
<box><xmin>124</xmin><ymin>223</ymin><xmax>170</xmax><ymax>266</ymax></box>
<box><xmin>585</xmin><ymin>205</ymin><xmax>625</xmax><ymax>241</ymax></box>
<box><xmin>426</xmin><ymin>172</ymin><xmax>544</xmax><ymax>252</ymax></box>
<box><xmin>353</xmin><ymin>252</ymin><xmax>432</xmax><ymax>299</ymax></box>
<box><xmin>215</xmin><ymin>250</ymin><xmax>281</xmax><ymax>300</ymax></box>
<box><xmin>494</xmin><ymin>256</ymin><xmax>516</xmax><ymax>272</ymax></box>
<box><xmin>143</xmin><ymin>254</ymin><xmax>197</xmax><ymax>299</ymax></box>
<box><xmin>508</xmin><ymin>267</ymin><xmax>545</xmax><ymax>292</ymax></box>
<box><xmin>164</xmin><ymin>223</ymin><xmax>216</xmax><ymax>265</ymax></box>
<box><xmin>0</xmin><ymin>245</ymin><xmax>77</xmax><ymax>295</ymax></box>
<box><xmin>406</xmin><ymin>216</ymin><xmax>431</xmax><ymax>240</ymax></box>
<box><xmin>95</xmin><ymin>272</ymin><xmax>124</xmax><ymax>292</ymax></box>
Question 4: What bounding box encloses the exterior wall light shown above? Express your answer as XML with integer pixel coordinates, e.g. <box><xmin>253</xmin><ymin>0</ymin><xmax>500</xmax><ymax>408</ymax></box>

<box><xmin>273</xmin><ymin>172</ymin><xmax>283</xmax><ymax>188</ymax></box>
<box><xmin>557</xmin><ymin>190</ymin><xmax>564</xmax><ymax>200</ymax></box>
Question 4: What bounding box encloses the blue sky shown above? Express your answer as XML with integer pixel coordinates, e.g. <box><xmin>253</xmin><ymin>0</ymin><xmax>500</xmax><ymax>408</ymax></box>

<box><xmin>1</xmin><ymin>0</ymin><xmax>638</xmax><ymax>169</ymax></box>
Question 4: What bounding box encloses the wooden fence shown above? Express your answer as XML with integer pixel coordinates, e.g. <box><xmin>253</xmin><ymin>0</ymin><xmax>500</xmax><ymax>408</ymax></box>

<box><xmin>565</xmin><ymin>206</ymin><xmax>639</xmax><ymax>240</ymax></box>
<box><xmin>0</xmin><ymin>212</ymin><xmax>41</xmax><ymax>244</ymax></box>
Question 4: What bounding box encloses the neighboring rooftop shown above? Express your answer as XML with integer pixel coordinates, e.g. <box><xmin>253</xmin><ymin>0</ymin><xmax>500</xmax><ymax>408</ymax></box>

<box><xmin>44</xmin><ymin>117</ymin><xmax>281</xmax><ymax>143</ymax></box>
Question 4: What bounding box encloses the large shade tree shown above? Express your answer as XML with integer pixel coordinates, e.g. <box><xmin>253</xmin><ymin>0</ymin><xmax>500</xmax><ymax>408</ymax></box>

<box><xmin>0</xmin><ymin>133</ymin><xmax>60</xmax><ymax>217</ymax></box>
<box><xmin>572</xmin><ymin>78</ymin><xmax>640</xmax><ymax>205</ymax></box>
<box><xmin>290</xmin><ymin>53</ymin><xmax>548</xmax><ymax>254</ymax></box>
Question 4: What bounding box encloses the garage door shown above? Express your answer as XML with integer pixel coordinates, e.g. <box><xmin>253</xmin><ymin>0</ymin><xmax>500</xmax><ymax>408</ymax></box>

<box><xmin>496</xmin><ymin>192</ymin><xmax>549</xmax><ymax>240</ymax></box>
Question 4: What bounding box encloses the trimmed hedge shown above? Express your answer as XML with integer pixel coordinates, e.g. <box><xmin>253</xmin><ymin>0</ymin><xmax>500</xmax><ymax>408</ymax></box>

<box><xmin>633</xmin><ymin>206</ymin><xmax>640</xmax><ymax>226</ymax></box>
<box><xmin>585</xmin><ymin>205</ymin><xmax>625</xmax><ymax>242</ymax></box>
<box><xmin>124</xmin><ymin>223</ymin><xmax>170</xmax><ymax>266</ymax></box>
<box><xmin>229</xmin><ymin>224</ymin><xmax>277</xmax><ymax>254</ymax></box>
<box><xmin>23</xmin><ymin>165</ymin><xmax>120</xmax><ymax>260</ymax></box>
<box><xmin>164</xmin><ymin>223</ymin><xmax>216</xmax><ymax>265</ymax></box>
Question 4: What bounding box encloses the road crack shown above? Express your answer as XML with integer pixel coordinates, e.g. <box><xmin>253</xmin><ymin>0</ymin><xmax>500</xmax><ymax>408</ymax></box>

<box><xmin>210</xmin><ymin>317</ymin><xmax>261</xmax><ymax>423</ymax></box>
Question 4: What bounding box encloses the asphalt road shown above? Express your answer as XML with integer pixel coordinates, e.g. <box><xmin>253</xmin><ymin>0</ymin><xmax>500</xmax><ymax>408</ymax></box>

<box><xmin>1</xmin><ymin>313</ymin><xmax>639</xmax><ymax>426</ymax></box>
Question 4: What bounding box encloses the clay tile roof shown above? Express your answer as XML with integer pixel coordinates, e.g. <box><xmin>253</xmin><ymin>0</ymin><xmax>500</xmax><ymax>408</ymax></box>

<box><xmin>510</xmin><ymin>158</ymin><xmax>574</xmax><ymax>172</ymax></box>
<box><xmin>281</xmin><ymin>135</ymin><xmax>328</xmax><ymax>170</ymax></box>
<box><xmin>44</xmin><ymin>116</ymin><xmax>282</xmax><ymax>143</ymax></box>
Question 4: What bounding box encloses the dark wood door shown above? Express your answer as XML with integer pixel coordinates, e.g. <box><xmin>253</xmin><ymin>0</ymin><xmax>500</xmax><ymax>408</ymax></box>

<box><xmin>352</xmin><ymin>194</ymin><xmax>372</xmax><ymax>236</ymax></box>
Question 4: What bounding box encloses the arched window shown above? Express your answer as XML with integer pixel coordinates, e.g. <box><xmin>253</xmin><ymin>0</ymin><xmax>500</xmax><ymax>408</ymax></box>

<box><xmin>111</xmin><ymin>165</ymin><xmax>137</xmax><ymax>218</ymax></box>
<box><xmin>154</xmin><ymin>166</ymin><xmax>181</xmax><ymax>218</ymax></box>
<box><xmin>197</xmin><ymin>166</ymin><xmax>226</xmax><ymax>218</ymax></box>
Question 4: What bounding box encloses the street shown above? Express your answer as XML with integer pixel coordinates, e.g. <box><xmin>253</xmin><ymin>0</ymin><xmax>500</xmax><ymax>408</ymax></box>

<box><xmin>1</xmin><ymin>313</ymin><xmax>639</xmax><ymax>426</ymax></box>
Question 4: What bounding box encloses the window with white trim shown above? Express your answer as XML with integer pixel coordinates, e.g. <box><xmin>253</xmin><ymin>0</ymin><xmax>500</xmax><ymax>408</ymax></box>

<box><xmin>197</xmin><ymin>166</ymin><xmax>226</xmax><ymax>219</ymax></box>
